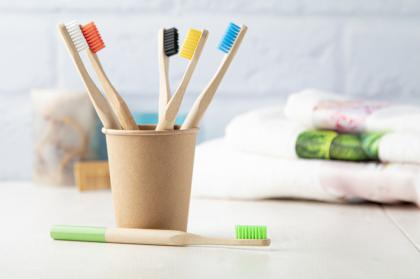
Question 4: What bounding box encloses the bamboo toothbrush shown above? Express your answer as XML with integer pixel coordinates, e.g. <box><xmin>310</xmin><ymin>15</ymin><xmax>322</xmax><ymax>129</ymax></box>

<box><xmin>51</xmin><ymin>225</ymin><xmax>270</xmax><ymax>247</ymax></box>
<box><xmin>81</xmin><ymin>22</ymin><xmax>138</xmax><ymax>130</ymax></box>
<box><xmin>58</xmin><ymin>22</ymin><xmax>121</xmax><ymax>129</ymax></box>
<box><xmin>156</xmin><ymin>28</ymin><xmax>208</xmax><ymax>131</ymax></box>
<box><xmin>158</xmin><ymin>27</ymin><xmax>179</xmax><ymax>120</ymax></box>
<box><xmin>181</xmin><ymin>23</ymin><xmax>247</xmax><ymax>130</ymax></box>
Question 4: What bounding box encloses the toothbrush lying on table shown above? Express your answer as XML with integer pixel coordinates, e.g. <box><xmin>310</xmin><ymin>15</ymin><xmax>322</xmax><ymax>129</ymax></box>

<box><xmin>58</xmin><ymin>22</ymin><xmax>121</xmax><ymax>129</ymax></box>
<box><xmin>181</xmin><ymin>23</ymin><xmax>247</xmax><ymax>130</ymax></box>
<box><xmin>80</xmin><ymin>22</ymin><xmax>138</xmax><ymax>130</ymax></box>
<box><xmin>158</xmin><ymin>27</ymin><xmax>178</xmax><ymax>120</ymax></box>
<box><xmin>51</xmin><ymin>225</ymin><xmax>270</xmax><ymax>247</ymax></box>
<box><xmin>156</xmin><ymin>28</ymin><xmax>208</xmax><ymax>131</ymax></box>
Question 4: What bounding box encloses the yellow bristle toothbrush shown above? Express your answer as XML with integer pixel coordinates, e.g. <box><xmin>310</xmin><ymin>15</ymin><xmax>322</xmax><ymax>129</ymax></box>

<box><xmin>181</xmin><ymin>23</ymin><xmax>247</xmax><ymax>130</ymax></box>
<box><xmin>51</xmin><ymin>225</ymin><xmax>270</xmax><ymax>247</ymax></box>
<box><xmin>156</xmin><ymin>28</ymin><xmax>208</xmax><ymax>131</ymax></box>
<box><xmin>158</xmin><ymin>27</ymin><xmax>178</xmax><ymax>120</ymax></box>
<box><xmin>80</xmin><ymin>22</ymin><xmax>138</xmax><ymax>130</ymax></box>
<box><xmin>57</xmin><ymin>22</ymin><xmax>121</xmax><ymax>129</ymax></box>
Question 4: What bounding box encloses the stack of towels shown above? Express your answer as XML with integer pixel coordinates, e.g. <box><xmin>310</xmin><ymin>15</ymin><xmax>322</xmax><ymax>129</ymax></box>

<box><xmin>192</xmin><ymin>89</ymin><xmax>420</xmax><ymax>206</ymax></box>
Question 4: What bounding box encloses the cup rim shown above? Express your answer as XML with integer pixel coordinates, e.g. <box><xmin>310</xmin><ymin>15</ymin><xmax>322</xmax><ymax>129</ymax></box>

<box><xmin>102</xmin><ymin>125</ymin><xmax>199</xmax><ymax>136</ymax></box>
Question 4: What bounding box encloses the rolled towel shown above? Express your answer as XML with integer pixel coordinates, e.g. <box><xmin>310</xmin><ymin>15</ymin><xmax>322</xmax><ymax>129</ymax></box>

<box><xmin>226</xmin><ymin>106</ymin><xmax>420</xmax><ymax>164</ymax></box>
<box><xmin>284</xmin><ymin>89</ymin><xmax>420</xmax><ymax>134</ymax></box>
<box><xmin>192</xmin><ymin>138</ymin><xmax>420</xmax><ymax>206</ymax></box>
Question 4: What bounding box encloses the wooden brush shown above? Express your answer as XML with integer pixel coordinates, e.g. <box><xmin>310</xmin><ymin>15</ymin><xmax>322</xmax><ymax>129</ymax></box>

<box><xmin>158</xmin><ymin>27</ymin><xmax>179</xmax><ymax>120</ymax></box>
<box><xmin>51</xmin><ymin>225</ymin><xmax>270</xmax><ymax>247</ymax></box>
<box><xmin>156</xmin><ymin>28</ymin><xmax>208</xmax><ymax>131</ymax></box>
<box><xmin>181</xmin><ymin>23</ymin><xmax>247</xmax><ymax>130</ymax></box>
<box><xmin>81</xmin><ymin>22</ymin><xmax>138</xmax><ymax>130</ymax></box>
<box><xmin>58</xmin><ymin>22</ymin><xmax>120</xmax><ymax>129</ymax></box>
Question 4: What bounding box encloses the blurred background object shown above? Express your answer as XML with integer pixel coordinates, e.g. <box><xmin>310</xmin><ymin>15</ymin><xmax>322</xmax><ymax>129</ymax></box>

<box><xmin>0</xmin><ymin>0</ymin><xmax>420</xmax><ymax>180</ymax></box>
<box><xmin>32</xmin><ymin>90</ymin><xmax>102</xmax><ymax>185</ymax></box>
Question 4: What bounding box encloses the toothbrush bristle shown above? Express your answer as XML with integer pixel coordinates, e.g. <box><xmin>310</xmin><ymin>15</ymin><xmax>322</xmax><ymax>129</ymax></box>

<box><xmin>179</xmin><ymin>28</ymin><xmax>202</xmax><ymax>60</ymax></box>
<box><xmin>218</xmin><ymin>22</ymin><xmax>241</xmax><ymax>54</ymax></box>
<box><xmin>163</xmin><ymin>27</ymin><xmax>179</xmax><ymax>57</ymax></box>
<box><xmin>235</xmin><ymin>225</ymin><xmax>267</xmax><ymax>240</ymax></box>
<box><xmin>81</xmin><ymin>22</ymin><xmax>105</xmax><ymax>53</ymax></box>
<box><xmin>64</xmin><ymin>20</ymin><xmax>88</xmax><ymax>52</ymax></box>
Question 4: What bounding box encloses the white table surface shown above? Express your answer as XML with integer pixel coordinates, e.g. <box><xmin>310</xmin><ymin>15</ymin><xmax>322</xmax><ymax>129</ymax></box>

<box><xmin>1</xmin><ymin>181</ymin><xmax>419</xmax><ymax>278</ymax></box>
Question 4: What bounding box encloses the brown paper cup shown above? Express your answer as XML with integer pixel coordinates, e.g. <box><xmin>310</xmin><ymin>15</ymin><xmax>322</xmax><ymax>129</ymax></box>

<box><xmin>102</xmin><ymin>125</ymin><xmax>198</xmax><ymax>231</ymax></box>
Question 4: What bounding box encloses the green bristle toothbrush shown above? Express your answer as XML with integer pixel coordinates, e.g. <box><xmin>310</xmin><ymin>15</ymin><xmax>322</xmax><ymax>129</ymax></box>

<box><xmin>181</xmin><ymin>22</ymin><xmax>247</xmax><ymax>130</ymax></box>
<box><xmin>51</xmin><ymin>225</ymin><xmax>270</xmax><ymax>247</ymax></box>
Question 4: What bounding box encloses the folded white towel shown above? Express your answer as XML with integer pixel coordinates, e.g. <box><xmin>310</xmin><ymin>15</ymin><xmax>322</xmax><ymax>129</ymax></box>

<box><xmin>226</xmin><ymin>101</ymin><xmax>420</xmax><ymax>164</ymax></box>
<box><xmin>226</xmin><ymin>106</ymin><xmax>304</xmax><ymax>159</ymax></box>
<box><xmin>284</xmin><ymin>89</ymin><xmax>346</xmax><ymax>128</ymax></box>
<box><xmin>285</xmin><ymin>89</ymin><xmax>420</xmax><ymax>133</ymax></box>
<box><xmin>192</xmin><ymin>138</ymin><xmax>420</xmax><ymax>206</ymax></box>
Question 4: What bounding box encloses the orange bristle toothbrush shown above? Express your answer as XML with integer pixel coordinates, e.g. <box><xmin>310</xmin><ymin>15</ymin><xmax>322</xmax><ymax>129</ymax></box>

<box><xmin>81</xmin><ymin>22</ymin><xmax>138</xmax><ymax>130</ymax></box>
<box><xmin>156</xmin><ymin>28</ymin><xmax>208</xmax><ymax>131</ymax></box>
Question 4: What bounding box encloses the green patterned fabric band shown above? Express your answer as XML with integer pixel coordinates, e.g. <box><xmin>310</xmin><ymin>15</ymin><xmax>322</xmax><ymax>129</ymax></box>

<box><xmin>359</xmin><ymin>132</ymin><xmax>383</xmax><ymax>159</ymax></box>
<box><xmin>296</xmin><ymin>130</ymin><xmax>384</xmax><ymax>161</ymax></box>
<box><xmin>295</xmin><ymin>130</ymin><xmax>337</xmax><ymax>159</ymax></box>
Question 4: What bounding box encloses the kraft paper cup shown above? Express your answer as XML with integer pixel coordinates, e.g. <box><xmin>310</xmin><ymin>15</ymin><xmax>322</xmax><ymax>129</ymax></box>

<box><xmin>102</xmin><ymin>125</ymin><xmax>198</xmax><ymax>231</ymax></box>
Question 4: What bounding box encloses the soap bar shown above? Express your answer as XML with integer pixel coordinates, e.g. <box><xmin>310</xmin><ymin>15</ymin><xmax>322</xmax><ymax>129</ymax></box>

<box><xmin>74</xmin><ymin>161</ymin><xmax>110</xmax><ymax>191</ymax></box>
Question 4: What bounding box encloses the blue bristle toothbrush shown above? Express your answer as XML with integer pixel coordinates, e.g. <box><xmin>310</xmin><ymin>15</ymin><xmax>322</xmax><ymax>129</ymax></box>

<box><xmin>181</xmin><ymin>22</ymin><xmax>247</xmax><ymax>129</ymax></box>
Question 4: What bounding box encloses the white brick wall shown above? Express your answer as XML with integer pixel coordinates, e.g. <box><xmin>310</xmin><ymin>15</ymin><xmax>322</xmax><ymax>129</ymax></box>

<box><xmin>1</xmin><ymin>0</ymin><xmax>420</xmax><ymax>179</ymax></box>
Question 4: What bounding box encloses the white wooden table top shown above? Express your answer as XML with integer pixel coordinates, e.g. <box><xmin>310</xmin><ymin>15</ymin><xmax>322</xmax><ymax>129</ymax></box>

<box><xmin>1</xmin><ymin>181</ymin><xmax>419</xmax><ymax>278</ymax></box>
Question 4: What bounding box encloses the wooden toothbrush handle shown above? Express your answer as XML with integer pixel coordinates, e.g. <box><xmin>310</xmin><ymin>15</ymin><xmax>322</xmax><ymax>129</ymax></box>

<box><xmin>105</xmin><ymin>228</ymin><xmax>271</xmax><ymax>247</ymax></box>
<box><xmin>87</xmin><ymin>51</ymin><xmax>138</xmax><ymax>130</ymax></box>
<box><xmin>57</xmin><ymin>24</ymin><xmax>120</xmax><ymax>129</ymax></box>
<box><xmin>185</xmin><ymin>235</ymin><xmax>271</xmax><ymax>246</ymax></box>
<box><xmin>181</xmin><ymin>26</ymin><xmax>247</xmax><ymax>130</ymax></box>
<box><xmin>105</xmin><ymin>228</ymin><xmax>188</xmax><ymax>246</ymax></box>
<box><xmin>158</xmin><ymin>29</ymin><xmax>171</xmax><ymax>119</ymax></box>
<box><xmin>156</xmin><ymin>30</ymin><xmax>209</xmax><ymax>131</ymax></box>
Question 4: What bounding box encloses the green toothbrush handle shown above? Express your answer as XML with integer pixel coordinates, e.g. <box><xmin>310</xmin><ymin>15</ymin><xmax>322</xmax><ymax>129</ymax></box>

<box><xmin>51</xmin><ymin>225</ymin><xmax>106</xmax><ymax>243</ymax></box>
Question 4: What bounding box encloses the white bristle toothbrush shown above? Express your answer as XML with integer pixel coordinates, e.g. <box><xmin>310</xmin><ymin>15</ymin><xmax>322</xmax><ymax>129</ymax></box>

<box><xmin>181</xmin><ymin>23</ymin><xmax>247</xmax><ymax>130</ymax></box>
<box><xmin>58</xmin><ymin>22</ymin><xmax>121</xmax><ymax>129</ymax></box>
<box><xmin>156</xmin><ymin>28</ymin><xmax>208</xmax><ymax>131</ymax></box>
<box><xmin>158</xmin><ymin>27</ymin><xmax>178</xmax><ymax>121</ymax></box>
<box><xmin>80</xmin><ymin>22</ymin><xmax>138</xmax><ymax>130</ymax></box>
<box><xmin>51</xmin><ymin>225</ymin><xmax>270</xmax><ymax>247</ymax></box>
